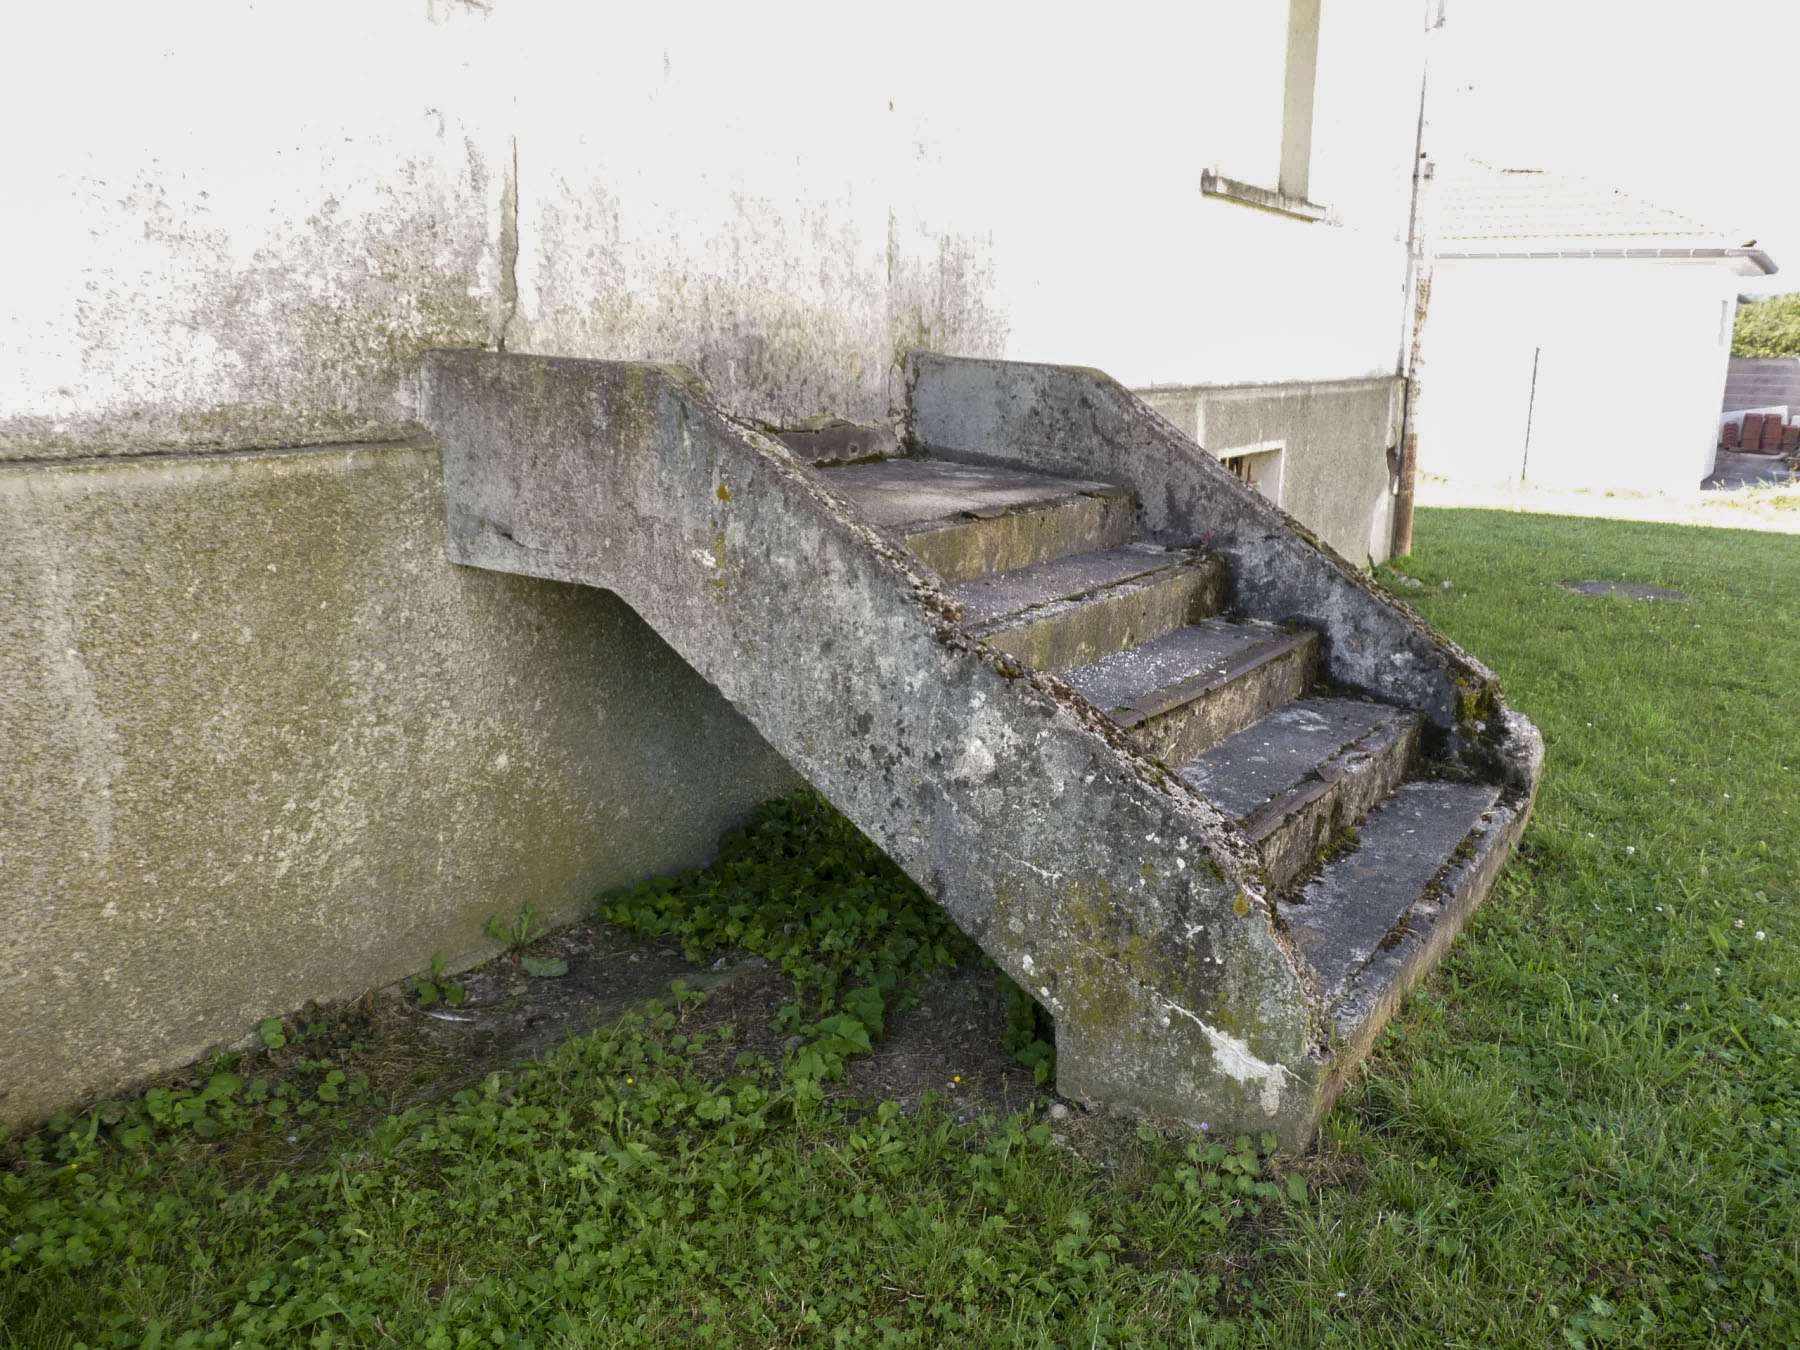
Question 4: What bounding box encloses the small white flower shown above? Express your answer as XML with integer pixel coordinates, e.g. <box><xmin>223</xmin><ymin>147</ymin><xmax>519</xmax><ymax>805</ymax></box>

<box><xmin>1610</xmin><ymin>993</ymin><xmax>1620</xmax><ymax>1002</ymax></box>
<box><xmin>1735</xmin><ymin>919</ymin><xmax>1746</xmax><ymax>930</ymax></box>
<box><xmin>1626</xmin><ymin>846</ymin><xmax>1636</xmax><ymax>855</ymax></box>
<box><xmin>1656</xmin><ymin>906</ymin><xmax>1663</xmax><ymax>912</ymax></box>
<box><xmin>1714</xmin><ymin>966</ymin><xmax>1723</xmax><ymax>976</ymax></box>
<box><xmin>1756</xmin><ymin>931</ymin><xmax>1767</xmax><ymax>941</ymax></box>
<box><xmin>1681</xmin><ymin>1003</ymin><xmax>1691</xmax><ymax>1011</ymax></box>
<box><xmin>1724</xmin><ymin>793</ymin><xmax>1731</xmax><ymax>799</ymax></box>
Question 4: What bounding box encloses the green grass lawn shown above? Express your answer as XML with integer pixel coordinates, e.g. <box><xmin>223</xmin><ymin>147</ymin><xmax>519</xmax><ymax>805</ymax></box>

<box><xmin>5</xmin><ymin>508</ymin><xmax>1799</xmax><ymax>1349</ymax></box>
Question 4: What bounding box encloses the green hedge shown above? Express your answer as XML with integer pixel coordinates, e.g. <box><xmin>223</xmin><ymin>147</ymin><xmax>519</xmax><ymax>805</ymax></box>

<box><xmin>1732</xmin><ymin>293</ymin><xmax>1800</xmax><ymax>357</ymax></box>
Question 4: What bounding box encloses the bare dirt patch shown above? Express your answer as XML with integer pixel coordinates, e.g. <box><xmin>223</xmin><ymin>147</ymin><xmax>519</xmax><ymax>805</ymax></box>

<box><xmin>350</xmin><ymin>914</ymin><xmax>1049</xmax><ymax>1122</ymax></box>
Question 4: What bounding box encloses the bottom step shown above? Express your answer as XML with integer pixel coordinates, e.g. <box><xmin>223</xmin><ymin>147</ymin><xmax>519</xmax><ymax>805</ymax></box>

<box><xmin>1279</xmin><ymin>778</ymin><xmax>1531</xmax><ymax>1111</ymax></box>
<box><xmin>1281</xmin><ymin>780</ymin><xmax>1502</xmax><ymax>1002</ymax></box>
<box><xmin>1281</xmin><ymin>777</ymin><xmax>1533</xmax><ymax>1144</ymax></box>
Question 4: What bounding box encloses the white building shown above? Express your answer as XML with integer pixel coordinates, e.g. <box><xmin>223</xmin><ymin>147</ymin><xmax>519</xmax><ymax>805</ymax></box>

<box><xmin>1417</xmin><ymin>159</ymin><xmax>1776</xmax><ymax>496</ymax></box>
<box><xmin>0</xmin><ymin>1</ymin><xmax>1439</xmax><ymax>1126</ymax></box>
<box><xmin>4</xmin><ymin>1</ymin><xmax>1434</xmax><ymax>559</ymax></box>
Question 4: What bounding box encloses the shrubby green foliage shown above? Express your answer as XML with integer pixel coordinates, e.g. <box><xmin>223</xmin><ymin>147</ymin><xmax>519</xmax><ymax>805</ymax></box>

<box><xmin>1731</xmin><ymin>293</ymin><xmax>1800</xmax><ymax>357</ymax></box>
<box><xmin>603</xmin><ymin>788</ymin><xmax>974</xmax><ymax>1021</ymax></box>
<box><xmin>602</xmin><ymin>788</ymin><xmax>993</xmax><ymax>1087</ymax></box>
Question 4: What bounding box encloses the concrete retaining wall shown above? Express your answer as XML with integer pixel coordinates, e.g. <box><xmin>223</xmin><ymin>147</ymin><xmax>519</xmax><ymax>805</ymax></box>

<box><xmin>0</xmin><ymin>443</ymin><xmax>799</xmax><ymax>1127</ymax></box>
<box><xmin>1134</xmin><ymin>378</ymin><xmax>1401</xmax><ymax>567</ymax></box>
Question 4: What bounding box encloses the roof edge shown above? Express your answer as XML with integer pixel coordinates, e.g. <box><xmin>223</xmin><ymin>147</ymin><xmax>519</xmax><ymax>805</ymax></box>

<box><xmin>1436</xmin><ymin>246</ymin><xmax>1777</xmax><ymax>275</ymax></box>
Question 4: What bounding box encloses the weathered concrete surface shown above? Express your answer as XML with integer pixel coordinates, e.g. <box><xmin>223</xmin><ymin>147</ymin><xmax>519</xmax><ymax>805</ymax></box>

<box><xmin>906</xmin><ymin>354</ymin><xmax>1521</xmax><ymax>771</ymax></box>
<box><xmin>1136</xmin><ymin>378</ymin><xmax>1402</xmax><ymax>567</ymax></box>
<box><xmin>956</xmin><ymin>545</ymin><xmax>1194</xmax><ymax>625</ymax></box>
<box><xmin>423</xmin><ymin>351</ymin><xmax>1332</xmax><ymax>1144</ymax></box>
<box><xmin>1</xmin><ymin>7</ymin><xmax>510</xmax><ymax>463</ymax></box>
<box><xmin>907</xmin><ymin>494</ymin><xmax>1136</xmax><ymax>586</ymax></box>
<box><xmin>966</xmin><ymin>553</ymin><xmax>1226</xmax><ymax>677</ymax></box>
<box><xmin>1085</xmin><ymin>624</ymin><xmax>1320</xmax><ymax>769</ymax></box>
<box><xmin>1186</xmin><ymin>700</ymin><xmax>1410</xmax><ymax>822</ymax></box>
<box><xmin>824</xmin><ymin>460</ymin><xmax>1134</xmax><ymax>585</ymax></box>
<box><xmin>775</xmin><ymin>421</ymin><xmax>902</xmax><ymax>465</ymax></box>
<box><xmin>0</xmin><ymin>443</ymin><xmax>798</xmax><ymax>1128</ymax></box>
<box><xmin>1062</xmin><ymin>621</ymin><xmax>1292</xmax><ymax>720</ymax></box>
<box><xmin>0</xmin><ymin>9</ymin><xmax>1008</xmax><ymax>463</ymax></box>
<box><xmin>825</xmin><ymin>459</ymin><xmax>1121</xmax><ymax>528</ymax></box>
<box><xmin>1181</xmin><ymin>699</ymin><xmax>1421</xmax><ymax>891</ymax></box>
<box><xmin>1286</xmin><ymin>779</ymin><xmax>1504</xmax><ymax>999</ymax></box>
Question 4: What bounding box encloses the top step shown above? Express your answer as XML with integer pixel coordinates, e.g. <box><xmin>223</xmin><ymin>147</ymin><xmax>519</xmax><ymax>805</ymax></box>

<box><xmin>821</xmin><ymin>458</ymin><xmax>1134</xmax><ymax>583</ymax></box>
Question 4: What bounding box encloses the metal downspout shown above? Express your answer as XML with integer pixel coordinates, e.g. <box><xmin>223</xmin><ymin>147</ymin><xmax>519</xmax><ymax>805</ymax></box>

<box><xmin>1393</xmin><ymin>0</ymin><xmax>1445</xmax><ymax>558</ymax></box>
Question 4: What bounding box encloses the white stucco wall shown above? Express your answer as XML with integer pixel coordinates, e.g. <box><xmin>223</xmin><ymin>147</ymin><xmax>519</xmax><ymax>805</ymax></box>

<box><xmin>0</xmin><ymin>1</ymin><xmax>1435</xmax><ymax>1123</ymax></box>
<box><xmin>1419</xmin><ymin>258</ymin><xmax>1740</xmax><ymax>496</ymax></box>
<box><xmin>2</xmin><ymin>1</ymin><xmax>1426</xmax><ymax>459</ymax></box>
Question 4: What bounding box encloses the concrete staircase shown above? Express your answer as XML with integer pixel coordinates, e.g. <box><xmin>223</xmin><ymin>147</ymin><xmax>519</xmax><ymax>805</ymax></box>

<box><xmin>423</xmin><ymin>350</ymin><xmax>1542</xmax><ymax>1147</ymax></box>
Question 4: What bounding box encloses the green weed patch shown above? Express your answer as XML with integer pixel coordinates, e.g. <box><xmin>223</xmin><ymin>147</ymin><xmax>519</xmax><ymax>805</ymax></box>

<box><xmin>2</xmin><ymin>988</ymin><xmax>1291</xmax><ymax>1348</ymax></box>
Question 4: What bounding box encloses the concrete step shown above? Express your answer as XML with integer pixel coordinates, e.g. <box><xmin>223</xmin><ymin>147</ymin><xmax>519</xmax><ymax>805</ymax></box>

<box><xmin>822</xmin><ymin>458</ymin><xmax>1134</xmax><ymax>583</ymax></box>
<box><xmin>1178</xmin><ymin>698</ymin><xmax>1422</xmax><ymax>891</ymax></box>
<box><xmin>962</xmin><ymin>544</ymin><xmax>1225</xmax><ymax>674</ymax></box>
<box><xmin>1062</xmin><ymin>618</ymin><xmax>1318</xmax><ymax>765</ymax></box>
<box><xmin>1282</xmin><ymin>778</ymin><xmax>1506</xmax><ymax>1008</ymax></box>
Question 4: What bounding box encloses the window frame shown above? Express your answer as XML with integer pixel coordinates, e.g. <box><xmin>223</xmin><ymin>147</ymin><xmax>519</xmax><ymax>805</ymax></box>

<box><xmin>1200</xmin><ymin>0</ymin><xmax>1328</xmax><ymax>222</ymax></box>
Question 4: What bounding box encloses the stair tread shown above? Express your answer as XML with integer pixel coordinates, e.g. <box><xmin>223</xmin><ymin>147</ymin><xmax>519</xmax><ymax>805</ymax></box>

<box><xmin>1178</xmin><ymin>697</ymin><xmax>1416</xmax><ymax>824</ymax></box>
<box><xmin>1281</xmin><ymin>779</ymin><xmax>1503</xmax><ymax>999</ymax></box>
<box><xmin>1061</xmin><ymin>618</ymin><xmax>1306</xmax><ymax>722</ymax></box>
<box><xmin>957</xmin><ymin>543</ymin><xmax>1190</xmax><ymax>626</ymax></box>
<box><xmin>823</xmin><ymin>458</ymin><xmax>1123</xmax><ymax>529</ymax></box>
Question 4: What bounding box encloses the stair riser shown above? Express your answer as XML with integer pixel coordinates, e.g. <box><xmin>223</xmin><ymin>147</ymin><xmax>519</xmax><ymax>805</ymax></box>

<box><xmin>977</xmin><ymin>562</ymin><xmax>1225</xmax><ymax>674</ymax></box>
<box><xmin>1248</xmin><ymin>718</ymin><xmax>1421</xmax><ymax>891</ymax></box>
<box><xmin>1124</xmin><ymin>637</ymin><xmax>1317</xmax><ymax>765</ymax></box>
<box><xmin>905</xmin><ymin>492</ymin><xmax>1135</xmax><ymax>584</ymax></box>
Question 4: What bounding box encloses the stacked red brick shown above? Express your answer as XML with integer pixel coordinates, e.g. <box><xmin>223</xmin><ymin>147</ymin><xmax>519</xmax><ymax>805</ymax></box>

<box><xmin>1729</xmin><ymin>412</ymin><xmax>1794</xmax><ymax>452</ymax></box>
